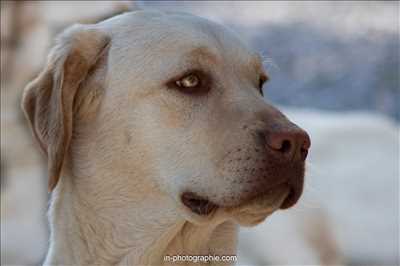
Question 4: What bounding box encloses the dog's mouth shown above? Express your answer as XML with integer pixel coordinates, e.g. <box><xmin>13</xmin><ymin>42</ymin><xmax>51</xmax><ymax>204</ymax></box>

<box><xmin>181</xmin><ymin>184</ymin><xmax>290</xmax><ymax>221</ymax></box>
<box><xmin>181</xmin><ymin>192</ymin><xmax>218</xmax><ymax>216</ymax></box>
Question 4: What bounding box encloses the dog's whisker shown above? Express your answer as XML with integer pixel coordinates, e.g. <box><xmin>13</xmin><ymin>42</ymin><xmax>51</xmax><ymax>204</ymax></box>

<box><xmin>294</xmin><ymin>199</ymin><xmax>323</xmax><ymax>211</ymax></box>
<box><xmin>261</xmin><ymin>55</ymin><xmax>280</xmax><ymax>71</ymax></box>
<box><xmin>300</xmin><ymin>180</ymin><xmax>321</xmax><ymax>196</ymax></box>
<box><xmin>306</xmin><ymin>161</ymin><xmax>327</xmax><ymax>175</ymax></box>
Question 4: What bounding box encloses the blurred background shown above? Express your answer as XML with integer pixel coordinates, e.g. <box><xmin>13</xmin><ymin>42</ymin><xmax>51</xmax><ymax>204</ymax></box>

<box><xmin>1</xmin><ymin>1</ymin><xmax>398</xmax><ymax>265</ymax></box>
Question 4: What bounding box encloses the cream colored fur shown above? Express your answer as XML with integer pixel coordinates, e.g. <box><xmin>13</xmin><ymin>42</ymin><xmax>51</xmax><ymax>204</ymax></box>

<box><xmin>22</xmin><ymin>11</ymin><xmax>299</xmax><ymax>266</ymax></box>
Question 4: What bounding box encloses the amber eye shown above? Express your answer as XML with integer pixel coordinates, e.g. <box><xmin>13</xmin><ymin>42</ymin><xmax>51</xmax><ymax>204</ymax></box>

<box><xmin>167</xmin><ymin>70</ymin><xmax>211</xmax><ymax>95</ymax></box>
<box><xmin>176</xmin><ymin>74</ymin><xmax>200</xmax><ymax>89</ymax></box>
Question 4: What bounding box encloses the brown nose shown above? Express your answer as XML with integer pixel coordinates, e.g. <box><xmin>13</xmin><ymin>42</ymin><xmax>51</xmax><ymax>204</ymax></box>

<box><xmin>255</xmin><ymin>124</ymin><xmax>310</xmax><ymax>209</ymax></box>
<box><xmin>265</xmin><ymin>128</ymin><xmax>310</xmax><ymax>161</ymax></box>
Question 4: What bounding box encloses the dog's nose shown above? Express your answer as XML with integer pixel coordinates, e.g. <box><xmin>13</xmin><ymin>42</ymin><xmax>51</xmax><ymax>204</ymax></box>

<box><xmin>264</xmin><ymin>128</ymin><xmax>310</xmax><ymax>161</ymax></box>
<box><xmin>254</xmin><ymin>124</ymin><xmax>309</xmax><ymax>209</ymax></box>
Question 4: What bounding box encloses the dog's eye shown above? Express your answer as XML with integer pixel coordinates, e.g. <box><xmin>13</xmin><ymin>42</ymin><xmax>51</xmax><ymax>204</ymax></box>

<box><xmin>167</xmin><ymin>70</ymin><xmax>211</xmax><ymax>95</ymax></box>
<box><xmin>176</xmin><ymin>74</ymin><xmax>200</xmax><ymax>89</ymax></box>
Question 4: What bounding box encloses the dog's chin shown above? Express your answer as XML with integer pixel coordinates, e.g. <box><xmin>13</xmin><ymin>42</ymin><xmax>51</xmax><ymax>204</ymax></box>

<box><xmin>180</xmin><ymin>185</ymin><xmax>289</xmax><ymax>226</ymax></box>
<box><xmin>226</xmin><ymin>185</ymin><xmax>290</xmax><ymax>226</ymax></box>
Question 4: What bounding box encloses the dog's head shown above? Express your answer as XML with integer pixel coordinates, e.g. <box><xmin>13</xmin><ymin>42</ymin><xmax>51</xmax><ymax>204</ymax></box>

<box><xmin>22</xmin><ymin>11</ymin><xmax>310</xmax><ymax>226</ymax></box>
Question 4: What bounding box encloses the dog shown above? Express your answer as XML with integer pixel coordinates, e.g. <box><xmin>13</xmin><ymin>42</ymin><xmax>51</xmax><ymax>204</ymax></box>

<box><xmin>21</xmin><ymin>10</ymin><xmax>310</xmax><ymax>265</ymax></box>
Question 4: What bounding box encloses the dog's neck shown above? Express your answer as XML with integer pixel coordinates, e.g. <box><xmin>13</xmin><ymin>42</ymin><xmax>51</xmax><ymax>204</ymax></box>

<box><xmin>43</xmin><ymin>174</ymin><xmax>238</xmax><ymax>266</ymax></box>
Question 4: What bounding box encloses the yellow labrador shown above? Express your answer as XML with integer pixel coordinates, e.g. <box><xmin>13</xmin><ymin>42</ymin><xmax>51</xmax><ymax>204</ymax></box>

<box><xmin>22</xmin><ymin>11</ymin><xmax>310</xmax><ymax>266</ymax></box>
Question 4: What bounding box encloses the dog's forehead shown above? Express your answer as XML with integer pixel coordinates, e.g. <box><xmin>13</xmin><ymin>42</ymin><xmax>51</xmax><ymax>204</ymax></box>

<box><xmin>100</xmin><ymin>11</ymin><xmax>257</xmax><ymax>66</ymax></box>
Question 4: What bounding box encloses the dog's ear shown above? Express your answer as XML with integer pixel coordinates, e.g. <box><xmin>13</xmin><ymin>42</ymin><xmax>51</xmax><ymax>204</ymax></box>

<box><xmin>21</xmin><ymin>25</ymin><xmax>110</xmax><ymax>191</ymax></box>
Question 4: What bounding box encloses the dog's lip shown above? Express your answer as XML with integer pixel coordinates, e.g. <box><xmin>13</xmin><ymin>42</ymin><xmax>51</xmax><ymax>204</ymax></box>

<box><xmin>226</xmin><ymin>185</ymin><xmax>290</xmax><ymax>226</ymax></box>
<box><xmin>229</xmin><ymin>184</ymin><xmax>290</xmax><ymax>212</ymax></box>
<box><xmin>181</xmin><ymin>181</ymin><xmax>295</xmax><ymax>218</ymax></box>
<box><xmin>279</xmin><ymin>186</ymin><xmax>299</xmax><ymax>209</ymax></box>
<box><xmin>181</xmin><ymin>192</ymin><xmax>218</xmax><ymax>216</ymax></box>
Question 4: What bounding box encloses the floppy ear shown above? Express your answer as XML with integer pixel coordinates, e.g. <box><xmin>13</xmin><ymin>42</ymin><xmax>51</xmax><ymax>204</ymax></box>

<box><xmin>21</xmin><ymin>24</ymin><xmax>110</xmax><ymax>191</ymax></box>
